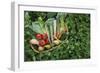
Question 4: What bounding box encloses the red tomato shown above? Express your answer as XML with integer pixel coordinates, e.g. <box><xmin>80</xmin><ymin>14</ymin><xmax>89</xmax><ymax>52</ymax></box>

<box><xmin>39</xmin><ymin>40</ymin><xmax>46</xmax><ymax>46</ymax></box>
<box><xmin>36</xmin><ymin>34</ymin><xmax>42</xmax><ymax>40</ymax></box>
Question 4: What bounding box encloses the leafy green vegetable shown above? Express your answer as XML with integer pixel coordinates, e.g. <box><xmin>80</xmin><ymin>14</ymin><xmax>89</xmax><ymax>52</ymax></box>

<box><xmin>45</xmin><ymin>18</ymin><xmax>55</xmax><ymax>43</ymax></box>
<box><xmin>32</xmin><ymin>22</ymin><xmax>44</xmax><ymax>34</ymax></box>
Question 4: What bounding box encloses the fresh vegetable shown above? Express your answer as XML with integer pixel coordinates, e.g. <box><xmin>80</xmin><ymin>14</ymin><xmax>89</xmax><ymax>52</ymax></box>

<box><xmin>45</xmin><ymin>18</ymin><xmax>55</xmax><ymax>44</ymax></box>
<box><xmin>56</xmin><ymin>13</ymin><xmax>68</xmax><ymax>39</ymax></box>
<box><xmin>56</xmin><ymin>32</ymin><xmax>60</xmax><ymax>39</ymax></box>
<box><xmin>42</xmin><ymin>33</ymin><xmax>48</xmax><ymax>39</ymax></box>
<box><xmin>44</xmin><ymin>39</ymin><xmax>49</xmax><ymax>44</ymax></box>
<box><xmin>53</xmin><ymin>40</ymin><xmax>61</xmax><ymax>45</ymax></box>
<box><xmin>32</xmin><ymin>22</ymin><xmax>44</xmax><ymax>34</ymax></box>
<box><xmin>38</xmin><ymin>46</ymin><xmax>44</xmax><ymax>51</ymax></box>
<box><xmin>39</xmin><ymin>40</ymin><xmax>46</xmax><ymax>46</ymax></box>
<box><xmin>44</xmin><ymin>44</ymin><xmax>51</xmax><ymax>49</ymax></box>
<box><xmin>36</xmin><ymin>34</ymin><xmax>43</xmax><ymax>40</ymax></box>
<box><xmin>29</xmin><ymin>39</ymin><xmax>39</xmax><ymax>45</ymax></box>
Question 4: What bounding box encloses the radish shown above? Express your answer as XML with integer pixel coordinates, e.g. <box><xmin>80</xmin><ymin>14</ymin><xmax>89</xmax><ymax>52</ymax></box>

<box><xmin>36</xmin><ymin>34</ymin><xmax>42</xmax><ymax>40</ymax></box>
<box><xmin>53</xmin><ymin>40</ymin><xmax>61</xmax><ymax>45</ymax></box>
<box><xmin>30</xmin><ymin>39</ymin><xmax>39</xmax><ymax>45</ymax></box>
<box><xmin>38</xmin><ymin>46</ymin><xmax>44</xmax><ymax>51</ymax></box>
<box><xmin>44</xmin><ymin>44</ymin><xmax>51</xmax><ymax>49</ymax></box>
<box><xmin>42</xmin><ymin>33</ymin><xmax>48</xmax><ymax>39</ymax></box>
<box><xmin>39</xmin><ymin>40</ymin><xmax>46</xmax><ymax>46</ymax></box>
<box><xmin>44</xmin><ymin>39</ymin><xmax>49</xmax><ymax>44</ymax></box>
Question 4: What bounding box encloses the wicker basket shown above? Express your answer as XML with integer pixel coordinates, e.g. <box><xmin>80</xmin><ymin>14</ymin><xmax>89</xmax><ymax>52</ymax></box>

<box><xmin>30</xmin><ymin>36</ymin><xmax>68</xmax><ymax>53</ymax></box>
<box><xmin>30</xmin><ymin>18</ymin><xmax>69</xmax><ymax>53</ymax></box>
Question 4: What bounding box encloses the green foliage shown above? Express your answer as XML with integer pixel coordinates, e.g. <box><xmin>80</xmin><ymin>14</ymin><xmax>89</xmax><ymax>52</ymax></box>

<box><xmin>24</xmin><ymin>11</ymin><xmax>90</xmax><ymax>61</ymax></box>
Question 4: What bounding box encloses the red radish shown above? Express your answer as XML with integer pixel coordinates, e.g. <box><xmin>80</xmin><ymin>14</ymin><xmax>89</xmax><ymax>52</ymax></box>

<box><xmin>42</xmin><ymin>33</ymin><xmax>48</xmax><ymax>39</ymax></box>
<box><xmin>44</xmin><ymin>39</ymin><xmax>49</xmax><ymax>44</ymax></box>
<box><xmin>36</xmin><ymin>34</ymin><xmax>42</xmax><ymax>40</ymax></box>
<box><xmin>39</xmin><ymin>40</ymin><xmax>46</xmax><ymax>46</ymax></box>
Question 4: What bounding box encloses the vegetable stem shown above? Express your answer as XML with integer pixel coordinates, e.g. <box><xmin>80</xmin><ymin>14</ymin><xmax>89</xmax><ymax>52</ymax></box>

<box><xmin>53</xmin><ymin>20</ymin><xmax>57</xmax><ymax>37</ymax></box>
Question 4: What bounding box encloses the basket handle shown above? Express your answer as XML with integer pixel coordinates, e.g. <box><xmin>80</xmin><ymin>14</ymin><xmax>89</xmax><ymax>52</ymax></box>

<box><xmin>30</xmin><ymin>44</ymin><xmax>39</xmax><ymax>53</ymax></box>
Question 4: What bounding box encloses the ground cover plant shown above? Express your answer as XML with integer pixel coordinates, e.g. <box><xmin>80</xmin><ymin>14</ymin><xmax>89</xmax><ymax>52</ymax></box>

<box><xmin>24</xmin><ymin>11</ymin><xmax>90</xmax><ymax>61</ymax></box>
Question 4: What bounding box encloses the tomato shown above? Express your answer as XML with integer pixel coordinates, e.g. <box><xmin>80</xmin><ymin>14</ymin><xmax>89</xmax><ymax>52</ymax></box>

<box><xmin>39</xmin><ymin>40</ymin><xmax>46</xmax><ymax>46</ymax></box>
<box><xmin>36</xmin><ymin>34</ymin><xmax>42</xmax><ymax>40</ymax></box>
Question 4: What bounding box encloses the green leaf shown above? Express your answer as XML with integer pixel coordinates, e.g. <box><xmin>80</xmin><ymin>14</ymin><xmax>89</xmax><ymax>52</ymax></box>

<box><xmin>32</xmin><ymin>22</ymin><xmax>44</xmax><ymax>34</ymax></box>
